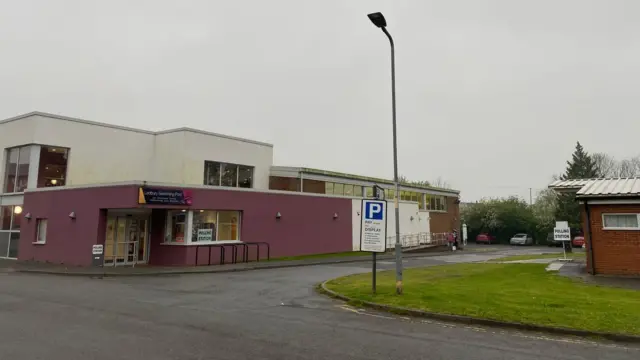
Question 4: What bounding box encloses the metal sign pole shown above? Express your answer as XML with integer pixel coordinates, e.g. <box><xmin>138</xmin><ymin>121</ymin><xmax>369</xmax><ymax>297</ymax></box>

<box><xmin>372</xmin><ymin>252</ymin><xmax>377</xmax><ymax>294</ymax></box>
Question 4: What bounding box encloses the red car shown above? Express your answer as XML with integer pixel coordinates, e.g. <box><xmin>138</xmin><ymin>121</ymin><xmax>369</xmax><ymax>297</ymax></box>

<box><xmin>572</xmin><ymin>236</ymin><xmax>585</xmax><ymax>248</ymax></box>
<box><xmin>476</xmin><ymin>233</ymin><xmax>496</xmax><ymax>244</ymax></box>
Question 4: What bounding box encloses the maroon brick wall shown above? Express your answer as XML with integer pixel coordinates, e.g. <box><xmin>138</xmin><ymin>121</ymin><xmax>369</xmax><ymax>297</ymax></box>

<box><xmin>20</xmin><ymin>185</ymin><xmax>353</xmax><ymax>266</ymax></box>
<box><xmin>583</xmin><ymin>203</ymin><xmax>640</xmax><ymax>276</ymax></box>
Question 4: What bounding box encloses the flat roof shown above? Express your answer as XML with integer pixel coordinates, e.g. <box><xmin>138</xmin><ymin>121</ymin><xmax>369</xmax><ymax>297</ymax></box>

<box><xmin>271</xmin><ymin>166</ymin><xmax>460</xmax><ymax>196</ymax></box>
<box><xmin>0</xmin><ymin>111</ymin><xmax>273</xmax><ymax>147</ymax></box>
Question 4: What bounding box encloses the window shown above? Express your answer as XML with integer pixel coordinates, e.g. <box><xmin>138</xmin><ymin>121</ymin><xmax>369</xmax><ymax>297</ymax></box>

<box><xmin>165</xmin><ymin>211</ymin><xmax>187</xmax><ymax>243</ymax></box>
<box><xmin>425</xmin><ymin>195</ymin><xmax>447</xmax><ymax>211</ymax></box>
<box><xmin>418</xmin><ymin>194</ymin><xmax>425</xmax><ymax>209</ymax></box>
<box><xmin>37</xmin><ymin>146</ymin><xmax>69</xmax><ymax>188</ymax></box>
<box><xmin>35</xmin><ymin>219</ymin><xmax>48</xmax><ymax>244</ymax></box>
<box><xmin>0</xmin><ymin>205</ymin><xmax>22</xmax><ymax>258</ymax></box>
<box><xmin>192</xmin><ymin>210</ymin><xmax>217</xmax><ymax>242</ymax></box>
<box><xmin>603</xmin><ymin>214</ymin><xmax>640</xmax><ymax>230</ymax></box>
<box><xmin>365</xmin><ymin>187</ymin><xmax>373</xmax><ymax>198</ymax></box>
<box><xmin>343</xmin><ymin>184</ymin><xmax>354</xmax><ymax>196</ymax></box>
<box><xmin>386</xmin><ymin>189</ymin><xmax>394</xmax><ymax>200</ymax></box>
<box><xmin>354</xmin><ymin>185</ymin><xmax>363</xmax><ymax>197</ymax></box>
<box><xmin>325</xmin><ymin>182</ymin><xmax>334</xmax><ymax>194</ymax></box>
<box><xmin>204</xmin><ymin>161</ymin><xmax>221</xmax><ymax>186</ymax></box>
<box><xmin>4</xmin><ymin>146</ymin><xmax>31</xmax><ymax>193</ymax></box>
<box><xmin>217</xmin><ymin>211</ymin><xmax>240</xmax><ymax>241</ymax></box>
<box><xmin>238</xmin><ymin>165</ymin><xmax>253</xmax><ymax>188</ymax></box>
<box><xmin>203</xmin><ymin>161</ymin><xmax>254</xmax><ymax>188</ymax></box>
<box><xmin>333</xmin><ymin>183</ymin><xmax>344</xmax><ymax>196</ymax></box>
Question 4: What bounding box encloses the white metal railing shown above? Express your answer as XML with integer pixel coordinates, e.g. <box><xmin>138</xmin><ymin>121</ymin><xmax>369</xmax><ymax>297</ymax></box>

<box><xmin>385</xmin><ymin>232</ymin><xmax>451</xmax><ymax>249</ymax></box>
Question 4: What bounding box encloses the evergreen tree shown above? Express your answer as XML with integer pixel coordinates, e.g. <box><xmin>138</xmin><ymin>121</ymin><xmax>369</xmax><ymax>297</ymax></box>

<box><xmin>556</xmin><ymin>142</ymin><xmax>597</xmax><ymax>231</ymax></box>
<box><xmin>561</xmin><ymin>142</ymin><xmax>598</xmax><ymax>180</ymax></box>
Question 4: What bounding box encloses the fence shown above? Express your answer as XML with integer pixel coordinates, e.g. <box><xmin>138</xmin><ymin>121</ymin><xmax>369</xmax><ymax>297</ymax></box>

<box><xmin>385</xmin><ymin>232</ymin><xmax>451</xmax><ymax>249</ymax></box>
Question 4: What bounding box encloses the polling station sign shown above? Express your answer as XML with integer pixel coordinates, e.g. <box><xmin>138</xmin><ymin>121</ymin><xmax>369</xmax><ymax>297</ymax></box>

<box><xmin>360</xmin><ymin>199</ymin><xmax>387</xmax><ymax>253</ymax></box>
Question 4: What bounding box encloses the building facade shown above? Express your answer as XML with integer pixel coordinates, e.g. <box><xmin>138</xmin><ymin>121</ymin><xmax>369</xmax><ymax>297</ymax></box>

<box><xmin>270</xmin><ymin>167</ymin><xmax>461</xmax><ymax>234</ymax></box>
<box><xmin>550</xmin><ymin>178</ymin><xmax>640</xmax><ymax>276</ymax></box>
<box><xmin>2</xmin><ymin>112</ymin><xmax>460</xmax><ymax>266</ymax></box>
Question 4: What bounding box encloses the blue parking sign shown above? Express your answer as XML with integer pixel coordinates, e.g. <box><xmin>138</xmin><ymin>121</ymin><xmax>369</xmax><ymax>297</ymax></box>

<box><xmin>365</xmin><ymin>201</ymin><xmax>385</xmax><ymax>220</ymax></box>
<box><xmin>360</xmin><ymin>199</ymin><xmax>387</xmax><ymax>253</ymax></box>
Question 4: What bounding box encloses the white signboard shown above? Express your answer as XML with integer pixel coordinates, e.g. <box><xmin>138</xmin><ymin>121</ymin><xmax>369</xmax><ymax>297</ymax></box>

<box><xmin>197</xmin><ymin>229</ymin><xmax>214</xmax><ymax>242</ymax></box>
<box><xmin>553</xmin><ymin>227</ymin><xmax>571</xmax><ymax>242</ymax></box>
<box><xmin>360</xmin><ymin>199</ymin><xmax>387</xmax><ymax>253</ymax></box>
<box><xmin>92</xmin><ymin>244</ymin><xmax>104</xmax><ymax>255</ymax></box>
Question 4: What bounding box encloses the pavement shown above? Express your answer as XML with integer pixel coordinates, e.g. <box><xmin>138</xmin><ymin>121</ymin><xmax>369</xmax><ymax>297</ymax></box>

<box><xmin>1</xmin><ymin>245</ymin><xmax>638</xmax><ymax>359</ymax></box>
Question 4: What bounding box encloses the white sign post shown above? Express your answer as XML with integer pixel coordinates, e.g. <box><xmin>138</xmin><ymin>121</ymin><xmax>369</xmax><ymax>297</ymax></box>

<box><xmin>554</xmin><ymin>221</ymin><xmax>571</xmax><ymax>260</ymax></box>
<box><xmin>360</xmin><ymin>199</ymin><xmax>388</xmax><ymax>294</ymax></box>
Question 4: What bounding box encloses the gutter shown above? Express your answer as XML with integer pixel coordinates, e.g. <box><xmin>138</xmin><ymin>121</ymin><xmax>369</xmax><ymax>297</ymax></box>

<box><xmin>585</xmin><ymin>200</ymin><xmax>596</xmax><ymax>275</ymax></box>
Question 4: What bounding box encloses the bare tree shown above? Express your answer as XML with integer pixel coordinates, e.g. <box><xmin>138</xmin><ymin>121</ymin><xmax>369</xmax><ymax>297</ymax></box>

<box><xmin>592</xmin><ymin>153</ymin><xmax>617</xmax><ymax>177</ymax></box>
<box><xmin>431</xmin><ymin>176</ymin><xmax>451</xmax><ymax>189</ymax></box>
<box><xmin>592</xmin><ymin>153</ymin><xmax>640</xmax><ymax>177</ymax></box>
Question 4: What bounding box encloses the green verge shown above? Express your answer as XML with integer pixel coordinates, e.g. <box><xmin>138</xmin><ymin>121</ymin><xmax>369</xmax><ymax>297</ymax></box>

<box><xmin>325</xmin><ymin>263</ymin><xmax>640</xmax><ymax>336</ymax></box>
<box><xmin>269</xmin><ymin>251</ymin><xmax>370</xmax><ymax>262</ymax></box>
<box><xmin>495</xmin><ymin>252</ymin><xmax>585</xmax><ymax>262</ymax></box>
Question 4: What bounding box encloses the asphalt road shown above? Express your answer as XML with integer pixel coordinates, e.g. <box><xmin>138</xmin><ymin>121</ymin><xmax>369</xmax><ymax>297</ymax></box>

<box><xmin>1</xmin><ymin>246</ymin><xmax>637</xmax><ymax>359</ymax></box>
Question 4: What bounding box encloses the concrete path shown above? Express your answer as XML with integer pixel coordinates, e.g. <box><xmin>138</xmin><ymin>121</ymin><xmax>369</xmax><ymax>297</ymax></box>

<box><xmin>2</xmin><ymin>246</ymin><xmax>637</xmax><ymax>359</ymax></box>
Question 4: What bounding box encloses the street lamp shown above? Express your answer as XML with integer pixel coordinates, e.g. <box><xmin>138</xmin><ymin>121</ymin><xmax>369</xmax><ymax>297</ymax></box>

<box><xmin>367</xmin><ymin>12</ymin><xmax>403</xmax><ymax>295</ymax></box>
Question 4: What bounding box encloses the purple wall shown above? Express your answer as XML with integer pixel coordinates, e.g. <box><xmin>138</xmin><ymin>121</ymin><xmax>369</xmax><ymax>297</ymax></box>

<box><xmin>20</xmin><ymin>185</ymin><xmax>139</xmax><ymax>266</ymax></box>
<box><xmin>20</xmin><ymin>185</ymin><xmax>353</xmax><ymax>266</ymax></box>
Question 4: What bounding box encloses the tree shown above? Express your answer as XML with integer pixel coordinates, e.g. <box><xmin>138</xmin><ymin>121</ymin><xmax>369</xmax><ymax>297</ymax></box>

<box><xmin>561</xmin><ymin>142</ymin><xmax>598</xmax><ymax>180</ymax></box>
<box><xmin>461</xmin><ymin>197</ymin><xmax>535</xmax><ymax>243</ymax></box>
<box><xmin>556</xmin><ymin>142</ymin><xmax>597</xmax><ymax>230</ymax></box>
<box><xmin>593</xmin><ymin>153</ymin><xmax>640</xmax><ymax>177</ymax></box>
<box><xmin>399</xmin><ymin>175</ymin><xmax>430</xmax><ymax>187</ymax></box>
<box><xmin>531</xmin><ymin>189</ymin><xmax>557</xmax><ymax>241</ymax></box>
<box><xmin>431</xmin><ymin>176</ymin><xmax>452</xmax><ymax>189</ymax></box>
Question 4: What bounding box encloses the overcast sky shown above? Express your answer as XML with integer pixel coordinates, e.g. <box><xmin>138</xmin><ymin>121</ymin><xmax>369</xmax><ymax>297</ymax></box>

<box><xmin>1</xmin><ymin>0</ymin><xmax>639</xmax><ymax>201</ymax></box>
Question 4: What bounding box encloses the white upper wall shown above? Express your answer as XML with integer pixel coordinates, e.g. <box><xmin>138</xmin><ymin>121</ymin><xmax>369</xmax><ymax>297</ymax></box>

<box><xmin>0</xmin><ymin>112</ymin><xmax>273</xmax><ymax>191</ymax></box>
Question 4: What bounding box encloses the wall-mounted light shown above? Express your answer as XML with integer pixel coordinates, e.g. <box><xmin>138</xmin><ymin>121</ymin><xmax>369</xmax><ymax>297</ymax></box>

<box><xmin>357</xmin><ymin>211</ymin><xmax>360</xmax><ymax>216</ymax></box>
<box><xmin>333</xmin><ymin>212</ymin><xmax>339</xmax><ymax>219</ymax></box>
<box><xmin>24</xmin><ymin>212</ymin><xmax>32</xmax><ymax>220</ymax></box>
<box><xmin>410</xmin><ymin>216</ymin><xmax>414</xmax><ymax>221</ymax></box>
<box><xmin>69</xmin><ymin>211</ymin><xmax>76</xmax><ymax>219</ymax></box>
<box><xmin>275</xmin><ymin>212</ymin><xmax>282</xmax><ymax>219</ymax></box>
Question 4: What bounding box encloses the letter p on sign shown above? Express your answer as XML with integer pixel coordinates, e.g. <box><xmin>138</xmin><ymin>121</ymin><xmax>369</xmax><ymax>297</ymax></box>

<box><xmin>365</xmin><ymin>202</ymin><xmax>384</xmax><ymax>220</ymax></box>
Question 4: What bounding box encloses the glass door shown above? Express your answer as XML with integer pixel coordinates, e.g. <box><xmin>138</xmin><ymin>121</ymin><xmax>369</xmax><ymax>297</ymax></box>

<box><xmin>104</xmin><ymin>216</ymin><xmax>149</xmax><ymax>266</ymax></box>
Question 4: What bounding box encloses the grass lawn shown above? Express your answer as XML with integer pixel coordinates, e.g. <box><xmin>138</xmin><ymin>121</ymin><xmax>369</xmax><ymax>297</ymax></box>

<box><xmin>495</xmin><ymin>252</ymin><xmax>585</xmax><ymax>262</ymax></box>
<box><xmin>270</xmin><ymin>251</ymin><xmax>370</xmax><ymax>262</ymax></box>
<box><xmin>325</xmin><ymin>263</ymin><xmax>640</xmax><ymax>335</ymax></box>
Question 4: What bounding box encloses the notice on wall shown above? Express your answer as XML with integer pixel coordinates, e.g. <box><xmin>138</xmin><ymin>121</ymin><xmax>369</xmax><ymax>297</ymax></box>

<box><xmin>360</xmin><ymin>199</ymin><xmax>387</xmax><ymax>253</ymax></box>
<box><xmin>91</xmin><ymin>244</ymin><xmax>104</xmax><ymax>267</ymax></box>
<box><xmin>197</xmin><ymin>229</ymin><xmax>213</xmax><ymax>242</ymax></box>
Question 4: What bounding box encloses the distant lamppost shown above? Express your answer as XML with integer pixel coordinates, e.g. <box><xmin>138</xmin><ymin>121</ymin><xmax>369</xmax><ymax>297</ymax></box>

<box><xmin>367</xmin><ymin>12</ymin><xmax>403</xmax><ymax>295</ymax></box>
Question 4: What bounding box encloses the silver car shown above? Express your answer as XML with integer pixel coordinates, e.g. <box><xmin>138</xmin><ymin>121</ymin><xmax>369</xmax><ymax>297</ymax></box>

<box><xmin>510</xmin><ymin>233</ymin><xmax>533</xmax><ymax>245</ymax></box>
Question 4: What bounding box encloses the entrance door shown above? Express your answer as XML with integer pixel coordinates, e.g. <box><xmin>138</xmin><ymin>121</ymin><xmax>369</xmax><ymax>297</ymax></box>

<box><xmin>104</xmin><ymin>216</ymin><xmax>149</xmax><ymax>266</ymax></box>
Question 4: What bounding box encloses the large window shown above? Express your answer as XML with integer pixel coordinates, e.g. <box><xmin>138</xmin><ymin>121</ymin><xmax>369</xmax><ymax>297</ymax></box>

<box><xmin>165</xmin><ymin>210</ymin><xmax>241</xmax><ymax>244</ymax></box>
<box><xmin>204</xmin><ymin>161</ymin><xmax>253</xmax><ymax>188</ymax></box>
<box><xmin>165</xmin><ymin>210</ymin><xmax>187</xmax><ymax>243</ymax></box>
<box><xmin>603</xmin><ymin>214</ymin><xmax>640</xmax><ymax>230</ymax></box>
<box><xmin>3</xmin><ymin>146</ymin><xmax>31</xmax><ymax>193</ymax></box>
<box><xmin>0</xmin><ymin>205</ymin><xmax>22</xmax><ymax>258</ymax></box>
<box><xmin>426</xmin><ymin>195</ymin><xmax>447</xmax><ymax>211</ymax></box>
<box><xmin>37</xmin><ymin>146</ymin><xmax>69</xmax><ymax>188</ymax></box>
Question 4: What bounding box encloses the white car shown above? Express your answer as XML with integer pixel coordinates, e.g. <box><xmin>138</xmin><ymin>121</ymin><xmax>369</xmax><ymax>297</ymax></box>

<box><xmin>510</xmin><ymin>233</ymin><xmax>533</xmax><ymax>245</ymax></box>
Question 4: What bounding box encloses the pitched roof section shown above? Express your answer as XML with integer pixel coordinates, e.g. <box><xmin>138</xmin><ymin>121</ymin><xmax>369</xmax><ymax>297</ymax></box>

<box><xmin>549</xmin><ymin>178</ymin><xmax>640</xmax><ymax>198</ymax></box>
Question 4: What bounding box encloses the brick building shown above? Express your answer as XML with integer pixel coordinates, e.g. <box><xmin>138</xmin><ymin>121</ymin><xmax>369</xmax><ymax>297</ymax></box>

<box><xmin>550</xmin><ymin>178</ymin><xmax>640</xmax><ymax>276</ymax></box>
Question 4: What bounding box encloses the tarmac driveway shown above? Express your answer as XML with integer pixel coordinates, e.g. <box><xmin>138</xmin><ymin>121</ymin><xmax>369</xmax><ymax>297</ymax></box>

<box><xmin>0</xmin><ymin>246</ymin><xmax>637</xmax><ymax>360</ymax></box>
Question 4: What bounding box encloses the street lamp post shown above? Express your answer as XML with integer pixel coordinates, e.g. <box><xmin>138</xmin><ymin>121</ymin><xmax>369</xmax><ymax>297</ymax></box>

<box><xmin>367</xmin><ymin>12</ymin><xmax>403</xmax><ymax>295</ymax></box>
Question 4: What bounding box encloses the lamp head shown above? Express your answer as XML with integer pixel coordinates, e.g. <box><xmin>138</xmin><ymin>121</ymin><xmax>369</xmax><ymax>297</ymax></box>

<box><xmin>367</xmin><ymin>12</ymin><xmax>387</xmax><ymax>28</ymax></box>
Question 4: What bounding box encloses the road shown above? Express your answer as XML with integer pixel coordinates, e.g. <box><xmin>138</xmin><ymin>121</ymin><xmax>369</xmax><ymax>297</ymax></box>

<box><xmin>0</xmin><ymin>246</ymin><xmax>637</xmax><ymax>359</ymax></box>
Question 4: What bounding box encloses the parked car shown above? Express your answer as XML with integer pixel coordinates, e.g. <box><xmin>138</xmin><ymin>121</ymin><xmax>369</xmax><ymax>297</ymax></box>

<box><xmin>510</xmin><ymin>233</ymin><xmax>533</xmax><ymax>245</ymax></box>
<box><xmin>546</xmin><ymin>232</ymin><xmax>563</xmax><ymax>247</ymax></box>
<box><xmin>476</xmin><ymin>233</ymin><xmax>496</xmax><ymax>244</ymax></box>
<box><xmin>572</xmin><ymin>236</ymin><xmax>585</xmax><ymax>248</ymax></box>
